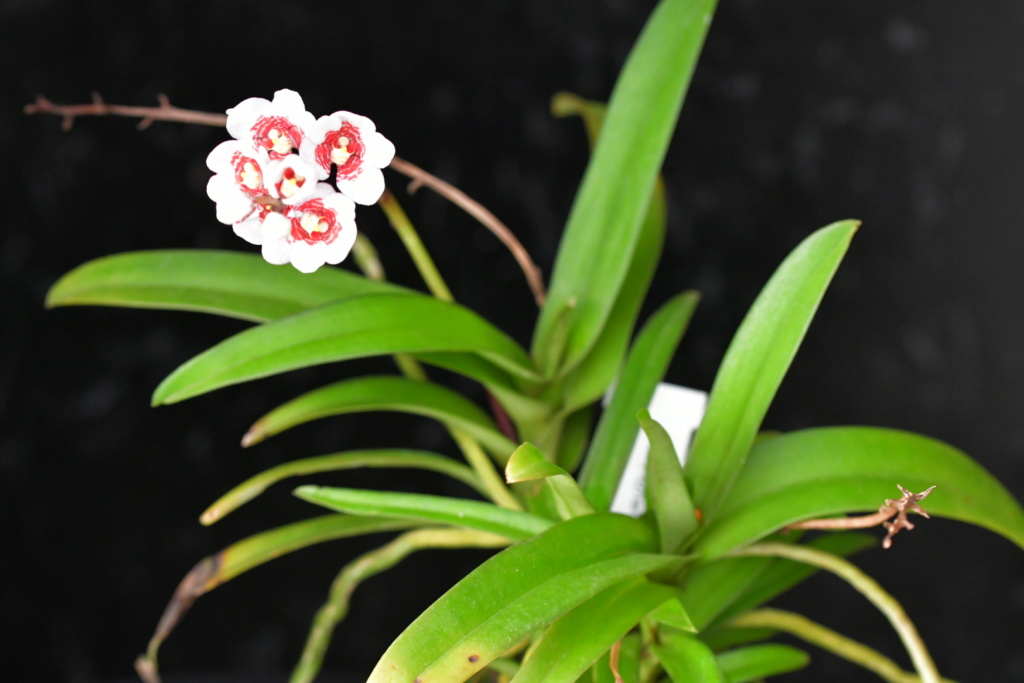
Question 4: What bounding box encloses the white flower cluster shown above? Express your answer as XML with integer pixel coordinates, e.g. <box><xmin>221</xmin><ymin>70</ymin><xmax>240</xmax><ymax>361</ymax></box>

<box><xmin>206</xmin><ymin>89</ymin><xmax>395</xmax><ymax>273</ymax></box>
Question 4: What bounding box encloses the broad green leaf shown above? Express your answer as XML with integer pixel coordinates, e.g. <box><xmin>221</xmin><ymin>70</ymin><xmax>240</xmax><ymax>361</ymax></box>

<box><xmin>682</xmin><ymin>533</ymin><xmax>872</xmax><ymax>630</ymax></box>
<box><xmin>685</xmin><ymin>220</ymin><xmax>858</xmax><ymax>520</ymax></box>
<box><xmin>46</xmin><ymin>250</ymin><xmax>409</xmax><ymax>322</ymax></box>
<box><xmin>639</xmin><ymin>410</ymin><xmax>697</xmax><ymax>553</ymax></box>
<box><xmin>716</xmin><ymin>644</ymin><xmax>809</xmax><ymax>683</ymax></box>
<box><xmin>201</xmin><ymin>450</ymin><xmax>486</xmax><ymax>525</ymax></box>
<box><xmin>649</xmin><ymin>598</ymin><xmax>697</xmax><ymax>633</ymax></box>
<box><xmin>652</xmin><ymin>629</ymin><xmax>726</xmax><ymax>683</ymax></box>
<box><xmin>367</xmin><ymin>514</ymin><xmax>662</xmax><ymax>683</ymax></box>
<box><xmin>511</xmin><ymin>579</ymin><xmax>676</xmax><ymax>683</ymax></box>
<box><xmin>555</xmin><ymin>91</ymin><xmax>667</xmax><ymax>410</ymax></box>
<box><xmin>696</xmin><ymin>426</ymin><xmax>1024</xmax><ymax>558</ymax></box>
<box><xmin>532</xmin><ymin>0</ymin><xmax>717</xmax><ymax>375</ymax></box>
<box><xmin>505</xmin><ymin>443</ymin><xmax>595</xmax><ymax>519</ymax></box>
<box><xmin>580</xmin><ymin>291</ymin><xmax>700</xmax><ymax>510</ymax></box>
<box><xmin>241</xmin><ymin>375</ymin><xmax>516</xmax><ymax>458</ymax></box>
<box><xmin>152</xmin><ymin>293</ymin><xmax>538</xmax><ymax>405</ymax></box>
<box><xmin>559</xmin><ymin>179</ymin><xmax>665</xmax><ymax>410</ymax></box>
<box><xmin>546</xmin><ymin>92</ymin><xmax>668</xmax><ymax>413</ymax></box>
<box><xmin>294</xmin><ymin>486</ymin><xmax>552</xmax><ymax>541</ymax></box>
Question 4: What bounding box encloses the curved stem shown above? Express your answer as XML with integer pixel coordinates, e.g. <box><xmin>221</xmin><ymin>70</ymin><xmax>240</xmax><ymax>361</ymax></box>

<box><xmin>728</xmin><ymin>608</ymin><xmax>958</xmax><ymax>683</ymax></box>
<box><xmin>389</xmin><ymin>156</ymin><xmax>546</xmax><ymax>306</ymax></box>
<box><xmin>378</xmin><ymin>189</ymin><xmax>455</xmax><ymax>302</ymax></box>
<box><xmin>290</xmin><ymin>528</ymin><xmax>510</xmax><ymax>683</ymax></box>
<box><xmin>452</xmin><ymin>429</ymin><xmax>523</xmax><ymax>512</ymax></box>
<box><xmin>729</xmin><ymin>543</ymin><xmax>941</xmax><ymax>683</ymax></box>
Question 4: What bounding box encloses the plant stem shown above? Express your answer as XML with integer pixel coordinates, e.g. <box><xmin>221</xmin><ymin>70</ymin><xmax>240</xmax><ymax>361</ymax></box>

<box><xmin>727</xmin><ymin>608</ymin><xmax>958</xmax><ymax>683</ymax></box>
<box><xmin>730</xmin><ymin>543</ymin><xmax>942</xmax><ymax>683</ymax></box>
<box><xmin>378</xmin><ymin>189</ymin><xmax>454</xmax><ymax>302</ymax></box>
<box><xmin>452</xmin><ymin>429</ymin><xmax>523</xmax><ymax>511</ymax></box>
<box><xmin>290</xmin><ymin>528</ymin><xmax>509</xmax><ymax>683</ymax></box>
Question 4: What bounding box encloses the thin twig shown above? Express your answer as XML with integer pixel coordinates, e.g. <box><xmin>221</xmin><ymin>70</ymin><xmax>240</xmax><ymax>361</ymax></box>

<box><xmin>786</xmin><ymin>485</ymin><xmax>936</xmax><ymax>549</ymax></box>
<box><xmin>24</xmin><ymin>93</ymin><xmax>228</xmax><ymax>130</ymax></box>
<box><xmin>26</xmin><ymin>93</ymin><xmax>547</xmax><ymax>306</ymax></box>
<box><xmin>389</xmin><ymin>156</ymin><xmax>547</xmax><ymax>306</ymax></box>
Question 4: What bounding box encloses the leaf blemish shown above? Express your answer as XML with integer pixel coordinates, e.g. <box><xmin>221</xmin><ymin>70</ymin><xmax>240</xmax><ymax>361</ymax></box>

<box><xmin>468</xmin><ymin>655</ymin><xmax>479</xmax><ymax>663</ymax></box>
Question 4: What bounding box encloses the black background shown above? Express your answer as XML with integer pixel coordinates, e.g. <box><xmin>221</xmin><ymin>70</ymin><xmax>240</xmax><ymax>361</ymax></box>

<box><xmin>4</xmin><ymin>1</ymin><xmax>1024</xmax><ymax>681</ymax></box>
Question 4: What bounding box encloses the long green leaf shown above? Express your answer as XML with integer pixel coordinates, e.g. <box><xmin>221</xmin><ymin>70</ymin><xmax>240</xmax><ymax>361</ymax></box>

<box><xmin>555</xmin><ymin>91</ymin><xmax>666</xmax><ymax>411</ymax></box>
<box><xmin>366</xmin><ymin>514</ymin><xmax>662</xmax><ymax>683</ymax></box>
<box><xmin>639</xmin><ymin>410</ymin><xmax>697</xmax><ymax>553</ymax></box>
<box><xmin>579</xmin><ymin>291</ymin><xmax>700</xmax><ymax>510</ymax></box>
<box><xmin>716</xmin><ymin>644</ymin><xmax>809</xmax><ymax>683</ymax></box>
<box><xmin>242</xmin><ymin>375</ymin><xmax>516</xmax><ymax>457</ymax></box>
<box><xmin>152</xmin><ymin>293</ymin><xmax>537</xmax><ymax>405</ymax></box>
<box><xmin>684</xmin><ymin>220</ymin><xmax>858</xmax><ymax>520</ymax></box>
<box><xmin>46</xmin><ymin>250</ymin><xmax>408</xmax><ymax>322</ymax></box>
<box><xmin>511</xmin><ymin>579</ymin><xmax>676</xmax><ymax>683</ymax></box>
<box><xmin>652</xmin><ymin>629</ymin><xmax>726</xmax><ymax>683</ymax></box>
<box><xmin>294</xmin><ymin>486</ymin><xmax>552</xmax><ymax>541</ymax></box>
<box><xmin>532</xmin><ymin>0</ymin><xmax>717</xmax><ymax>375</ymax></box>
<box><xmin>681</xmin><ymin>533</ymin><xmax>873</xmax><ymax>630</ymax></box>
<box><xmin>696</xmin><ymin>426</ymin><xmax>1024</xmax><ymax>558</ymax></box>
<box><xmin>201</xmin><ymin>450</ymin><xmax>486</xmax><ymax>525</ymax></box>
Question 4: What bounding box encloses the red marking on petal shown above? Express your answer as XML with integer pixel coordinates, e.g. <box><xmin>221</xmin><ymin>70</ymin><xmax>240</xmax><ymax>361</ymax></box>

<box><xmin>252</xmin><ymin>115</ymin><xmax>303</xmax><ymax>159</ymax></box>
<box><xmin>318</xmin><ymin>122</ymin><xmax>365</xmax><ymax>177</ymax></box>
<box><xmin>290</xmin><ymin>199</ymin><xmax>343</xmax><ymax>245</ymax></box>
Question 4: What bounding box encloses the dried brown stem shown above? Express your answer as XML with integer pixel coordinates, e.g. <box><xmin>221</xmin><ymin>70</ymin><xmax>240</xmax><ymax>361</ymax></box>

<box><xmin>27</xmin><ymin>93</ymin><xmax>546</xmax><ymax>306</ymax></box>
<box><xmin>388</xmin><ymin>156</ymin><xmax>547</xmax><ymax>306</ymax></box>
<box><xmin>24</xmin><ymin>93</ymin><xmax>228</xmax><ymax>130</ymax></box>
<box><xmin>786</xmin><ymin>484</ymin><xmax>936</xmax><ymax>549</ymax></box>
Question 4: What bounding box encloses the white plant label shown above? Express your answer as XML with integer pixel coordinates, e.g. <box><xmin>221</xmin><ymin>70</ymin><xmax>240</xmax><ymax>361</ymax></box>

<box><xmin>609</xmin><ymin>383</ymin><xmax>708</xmax><ymax>517</ymax></box>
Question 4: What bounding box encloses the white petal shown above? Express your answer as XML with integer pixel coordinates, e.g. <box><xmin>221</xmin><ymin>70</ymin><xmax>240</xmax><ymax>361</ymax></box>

<box><xmin>233</xmin><ymin>215</ymin><xmax>263</xmax><ymax>245</ymax></box>
<box><xmin>261</xmin><ymin>237</ymin><xmax>291</xmax><ymax>265</ymax></box>
<box><xmin>324</xmin><ymin>223</ymin><xmax>358</xmax><ymax>265</ymax></box>
<box><xmin>334</xmin><ymin>111</ymin><xmax>378</xmax><ymax>134</ymax></box>
<box><xmin>289</xmin><ymin>241</ymin><xmax>328</xmax><ymax>273</ymax></box>
<box><xmin>261</xmin><ymin>212</ymin><xmax>292</xmax><ymax>241</ymax></box>
<box><xmin>225</xmin><ymin>97</ymin><xmax>269</xmax><ymax>140</ymax></box>
<box><xmin>362</xmin><ymin>131</ymin><xmax>396</xmax><ymax>169</ymax></box>
<box><xmin>207</xmin><ymin>176</ymin><xmax>253</xmax><ymax>224</ymax></box>
<box><xmin>321</xmin><ymin>191</ymin><xmax>357</xmax><ymax>221</ymax></box>
<box><xmin>337</xmin><ymin>167</ymin><xmax>386</xmax><ymax>205</ymax></box>
<box><xmin>206</xmin><ymin>140</ymin><xmax>238</xmax><ymax>173</ymax></box>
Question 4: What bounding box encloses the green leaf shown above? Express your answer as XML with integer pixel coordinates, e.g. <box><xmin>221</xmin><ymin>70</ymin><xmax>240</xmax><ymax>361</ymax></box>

<box><xmin>367</xmin><ymin>514</ymin><xmax>665</xmax><ymax>683</ymax></box>
<box><xmin>241</xmin><ymin>375</ymin><xmax>516</xmax><ymax>458</ymax></box>
<box><xmin>505</xmin><ymin>443</ymin><xmax>595</xmax><ymax>519</ymax></box>
<box><xmin>532</xmin><ymin>0</ymin><xmax>717</xmax><ymax>375</ymax></box>
<box><xmin>201</xmin><ymin>450</ymin><xmax>486</xmax><ymax>525</ymax></box>
<box><xmin>511</xmin><ymin>579</ymin><xmax>676</xmax><ymax>683</ymax></box>
<box><xmin>294</xmin><ymin>486</ymin><xmax>552</xmax><ymax>541</ymax></box>
<box><xmin>709</xmin><ymin>532</ymin><xmax>874</xmax><ymax>628</ymax></box>
<box><xmin>716</xmin><ymin>644</ymin><xmax>809</xmax><ymax>683</ymax></box>
<box><xmin>697</xmin><ymin>426</ymin><xmax>1024</xmax><ymax>558</ymax></box>
<box><xmin>46</xmin><ymin>250</ymin><xmax>408</xmax><ymax>322</ymax></box>
<box><xmin>152</xmin><ymin>293</ymin><xmax>537</xmax><ymax>405</ymax></box>
<box><xmin>685</xmin><ymin>220</ymin><xmax>859</xmax><ymax>520</ymax></box>
<box><xmin>555</xmin><ymin>405</ymin><xmax>593</xmax><ymax>472</ymax></box>
<box><xmin>579</xmin><ymin>291</ymin><xmax>700</xmax><ymax>510</ymax></box>
<box><xmin>682</xmin><ymin>533</ymin><xmax>872</xmax><ymax>630</ymax></box>
<box><xmin>652</xmin><ymin>629</ymin><xmax>726</xmax><ymax>683</ymax></box>
<box><xmin>638</xmin><ymin>410</ymin><xmax>697</xmax><ymax>553</ymax></box>
<box><xmin>649</xmin><ymin>598</ymin><xmax>698</xmax><ymax>633</ymax></box>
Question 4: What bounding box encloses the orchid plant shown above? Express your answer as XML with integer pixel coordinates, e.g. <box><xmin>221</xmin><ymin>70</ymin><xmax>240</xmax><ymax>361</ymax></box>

<box><xmin>36</xmin><ymin>1</ymin><xmax>1024</xmax><ymax>682</ymax></box>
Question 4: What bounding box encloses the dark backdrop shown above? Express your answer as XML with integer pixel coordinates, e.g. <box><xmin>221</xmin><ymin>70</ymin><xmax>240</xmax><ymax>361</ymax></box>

<box><xmin>4</xmin><ymin>1</ymin><xmax>1023</xmax><ymax>681</ymax></box>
